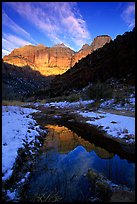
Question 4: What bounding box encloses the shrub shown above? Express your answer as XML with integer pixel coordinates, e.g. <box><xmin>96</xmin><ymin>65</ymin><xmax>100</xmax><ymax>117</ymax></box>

<box><xmin>66</xmin><ymin>93</ymin><xmax>80</xmax><ymax>102</ymax></box>
<box><xmin>2</xmin><ymin>100</ymin><xmax>26</xmax><ymax>106</ymax></box>
<box><xmin>30</xmin><ymin>190</ymin><xmax>62</xmax><ymax>202</ymax></box>
<box><xmin>86</xmin><ymin>82</ymin><xmax>113</xmax><ymax>100</ymax></box>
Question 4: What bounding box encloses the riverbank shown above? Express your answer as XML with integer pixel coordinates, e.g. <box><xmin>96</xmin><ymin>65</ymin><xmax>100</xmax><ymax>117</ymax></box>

<box><xmin>32</xmin><ymin>99</ymin><xmax>135</xmax><ymax>147</ymax></box>
<box><xmin>2</xmin><ymin>105</ymin><xmax>47</xmax><ymax>201</ymax></box>
<box><xmin>2</xmin><ymin>99</ymin><xmax>135</xmax><ymax>202</ymax></box>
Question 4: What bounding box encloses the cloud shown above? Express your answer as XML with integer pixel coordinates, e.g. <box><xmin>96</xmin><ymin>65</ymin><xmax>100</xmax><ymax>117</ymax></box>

<box><xmin>5</xmin><ymin>34</ymin><xmax>32</xmax><ymax>46</ymax></box>
<box><xmin>122</xmin><ymin>2</ymin><xmax>135</xmax><ymax>29</ymax></box>
<box><xmin>2</xmin><ymin>49</ymin><xmax>10</xmax><ymax>58</ymax></box>
<box><xmin>2</xmin><ymin>10</ymin><xmax>37</xmax><ymax>44</ymax></box>
<box><xmin>2</xmin><ymin>33</ymin><xmax>32</xmax><ymax>57</ymax></box>
<box><xmin>6</xmin><ymin>2</ymin><xmax>91</xmax><ymax>51</ymax></box>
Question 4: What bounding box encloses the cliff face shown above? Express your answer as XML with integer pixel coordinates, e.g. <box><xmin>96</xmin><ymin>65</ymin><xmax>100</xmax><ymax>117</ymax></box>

<box><xmin>73</xmin><ymin>35</ymin><xmax>111</xmax><ymax>64</ymax></box>
<box><xmin>90</xmin><ymin>35</ymin><xmax>111</xmax><ymax>51</ymax></box>
<box><xmin>3</xmin><ymin>35</ymin><xmax>111</xmax><ymax>76</ymax></box>
<box><xmin>3</xmin><ymin>44</ymin><xmax>75</xmax><ymax>76</ymax></box>
<box><xmin>46</xmin><ymin>29</ymin><xmax>135</xmax><ymax>98</ymax></box>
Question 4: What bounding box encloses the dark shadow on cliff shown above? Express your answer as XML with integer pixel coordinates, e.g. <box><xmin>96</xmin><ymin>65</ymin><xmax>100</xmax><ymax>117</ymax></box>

<box><xmin>2</xmin><ymin>61</ymin><xmax>55</xmax><ymax>101</ymax></box>
<box><xmin>31</xmin><ymin>28</ymin><xmax>135</xmax><ymax>100</ymax></box>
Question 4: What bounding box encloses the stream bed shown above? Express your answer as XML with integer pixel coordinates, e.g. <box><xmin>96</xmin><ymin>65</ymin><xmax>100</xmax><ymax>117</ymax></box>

<box><xmin>25</xmin><ymin>122</ymin><xmax>135</xmax><ymax>202</ymax></box>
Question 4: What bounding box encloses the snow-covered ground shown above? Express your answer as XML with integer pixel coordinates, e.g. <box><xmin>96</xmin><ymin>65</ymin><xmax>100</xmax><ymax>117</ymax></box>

<box><xmin>76</xmin><ymin>110</ymin><xmax>135</xmax><ymax>144</ymax></box>
<box><xmin>2</xmin><ymin>106</ymin><xmax>45</xmax><ymax>182</ymax></box>
<box><xmin>35</xmin><ymin>99</ymin><xmax>95</xmax><ymax>109</ymax></box>
<box><xmin>100</xmin><ymin>96</ymin><xmax>135</xmax><ymax>111</ymax></box>
<box><xmin>34</xmin><ymin>94</ymin><xmax>135</xmax><ymax>112</ymax></box>
<box><xmin>2</xmin><ymin>99</ymin><xmax>135</xmax><ymax>201</ymax></box>
<box><xmin>34</xmin><ymin>98</ymin><xmax>135</xmax><ymax>144</ymax></box>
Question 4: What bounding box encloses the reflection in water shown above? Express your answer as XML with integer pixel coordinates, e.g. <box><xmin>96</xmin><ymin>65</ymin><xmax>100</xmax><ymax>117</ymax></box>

<box><xmin>44</xmin><ymin>124</ymin><xmax>94</xmax><ymax>153</ymax></box>
<box><xmin>26</xmin><ymin>125</ymin><xmax>135</xmax><ymax>201</ymax></box>
<box><xmin>44</xmin><ymin>125</ymin><xmax>113</xmax><ymax>158</ymax></box>
<box><xmin>94</xmin><ymin>147</ymin><xmax>114</xmax><ymax>159</ymax></box>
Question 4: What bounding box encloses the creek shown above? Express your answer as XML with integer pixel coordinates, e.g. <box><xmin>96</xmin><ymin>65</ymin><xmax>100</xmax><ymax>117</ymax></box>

<box><xmin>25</xmin><ymin>115</ymin><xmax>135</xmax><ymax>202</ymax></box>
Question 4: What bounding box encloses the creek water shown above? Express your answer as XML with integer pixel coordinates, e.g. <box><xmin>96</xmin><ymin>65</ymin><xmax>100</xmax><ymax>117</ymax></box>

<box><xmin>26</xmin><ymin>124</ymin><xmax>135</xmax><ymax>202</ymax></box>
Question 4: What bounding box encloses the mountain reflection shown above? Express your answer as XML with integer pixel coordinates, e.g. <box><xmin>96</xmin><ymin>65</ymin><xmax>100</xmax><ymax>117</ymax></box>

<box><xmin>44</xmin><ymin>125</ymin><xmax>114</xmax><ymax>159</ymax></box>
<box><xmin>26</xmin><ymin>125</ymin><xmax>134</xmax><ymax>201</ymax></box>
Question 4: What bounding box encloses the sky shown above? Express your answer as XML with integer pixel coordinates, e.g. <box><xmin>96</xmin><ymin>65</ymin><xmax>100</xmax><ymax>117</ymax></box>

<box><xmin>2</xmin><ymin>2</ymin><xmax>135</xmax><ymax>57</ymax></box>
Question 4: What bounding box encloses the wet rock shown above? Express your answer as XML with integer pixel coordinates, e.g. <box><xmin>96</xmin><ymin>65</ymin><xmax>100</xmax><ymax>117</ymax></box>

<box><xmin>109</xmin><ymin>190</ymin><xmax>135</xmax><ymax>202</ymax></box>
<box><xmin>87</xmin><ymin>169</ymin><xmax>98</xmax><ymax>183</ymax></box>
<box><xmin>87</xmin><ymin>169</ymin><xmax>135</xmax><ymax>202</ymax></box>
<box><xmin>68</xmin><ymin>119</ymin><xmax>75</xmax><ymax>122</ymax></box>
<box><xmin>89</xmin><ymin>196</ymin><xmax>101</xmax><ymax>202</ymax></box>
<box><xmin>95</xmin><ymin>179</ymin><xmax>112</xmax><ymax>201</ymax></box>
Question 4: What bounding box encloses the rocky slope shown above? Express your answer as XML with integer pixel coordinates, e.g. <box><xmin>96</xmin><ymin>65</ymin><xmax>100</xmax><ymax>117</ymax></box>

<box><xmin>3</xmin><ymin>36</ymin><xmax>111</xmax><ymax>76</ymax></box>
<box><xmin>32</xmin><ymin>28</ymin><xmax>135</xmax><ymax>99</ymax></box>
<box><xmin>74</xmin><ymin>35</ymin><xmax>111</xmax><ymax>64</ymax></box>
<box><xmin>2</xmin><ymin>61</ymin><xmax>53</xmax><ymax>100</ymax></box>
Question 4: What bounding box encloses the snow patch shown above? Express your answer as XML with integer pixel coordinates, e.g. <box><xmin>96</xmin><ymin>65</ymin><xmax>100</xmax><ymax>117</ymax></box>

<box><xmin>7</xmin><ymin>190</ymin><xmax>16</xmax><ymax>201</ymax></box>
<box><xmin>2</xmin><ymin>106</ymin><xmax>44</xmax><ymax>181</ymax></box>
<box><xmin>100</xmin><ymin>97</ymin><xmax>135</xmax><ymax>111</ymax></box>
<box><xmin>44</xmin><ymin>100</ymin><xmax>95</xmax><ymax>108</ymax></box>
<box><xmin>77</xmin><ymin>110</ymin><xmax>135</xmax><ymax>143</ymax></box>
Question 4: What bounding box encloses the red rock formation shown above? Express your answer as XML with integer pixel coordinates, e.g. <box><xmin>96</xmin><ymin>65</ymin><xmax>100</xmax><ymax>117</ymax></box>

<box><xmin>90</xmin><ymin>35</ymin><xmax>112</xmax><ymax>51</ymax></box>
<box><xmin>3</xmin><ymin>35</ymin><xmax>111</xmax><ymax>76</ymax></box>
<box><xmin>73</xmin><ymin>35</ymin><xmax>111</xmax><ymax>64</ymax></box>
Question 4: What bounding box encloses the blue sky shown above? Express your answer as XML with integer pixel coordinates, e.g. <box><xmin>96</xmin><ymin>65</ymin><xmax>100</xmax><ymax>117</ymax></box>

<box><xmin>2</xmin><ymin>2</ymin><xmax>135</xmax><ymax>57</ymax></box>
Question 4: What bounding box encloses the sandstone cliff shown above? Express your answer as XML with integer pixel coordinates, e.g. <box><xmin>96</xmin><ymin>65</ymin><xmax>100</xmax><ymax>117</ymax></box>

<box><xmin>74</xmin><ymin>35</ymin><xmax>111</xmax><ymax>64</ymax></box>
<box><xmin>46</xmin><ymin>29</ymin><xmax>135</xmax><ymax>98</ymax></box>
<box><xmin>3</xmin><ymin>35</ymin><xmax>111</xmax><ymax>76</ymax></box>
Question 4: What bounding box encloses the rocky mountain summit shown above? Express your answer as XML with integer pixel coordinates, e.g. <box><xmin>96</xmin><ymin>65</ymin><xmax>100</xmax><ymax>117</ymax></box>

<box><xmin>3</xmin><ymin>35</ymin><xmax>111</xmax><ymax>76</ymax></box>
<box><xmin>74</xmin><ymin>35</ymin><xmax>111</xmax><ymax>64</ymax></box>
<box><xmin>33</xmin><ymin>28</ymin><xmax>134</xmax><ymax>99</ymax></box>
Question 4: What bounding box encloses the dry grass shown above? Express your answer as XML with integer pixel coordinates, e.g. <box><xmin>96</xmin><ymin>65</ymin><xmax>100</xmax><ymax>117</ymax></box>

<box><xmin>99</xmin><ymin>108</ymin><xmax>135</xmax><ymax>117</ymax></box>
<box><xmin>2</xmin><ymin>100</ymin><xmax>27</xmax><ymax>106</ymax></box>
<box><xmin>31</xmin><ymin>190</ymin><xmax>62</xmax><ymax>202</ymax></box>
<box><xmin>39</xmin><ymin>99</ymin><xmax>48</xmax><ymax>104</ymax></box>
